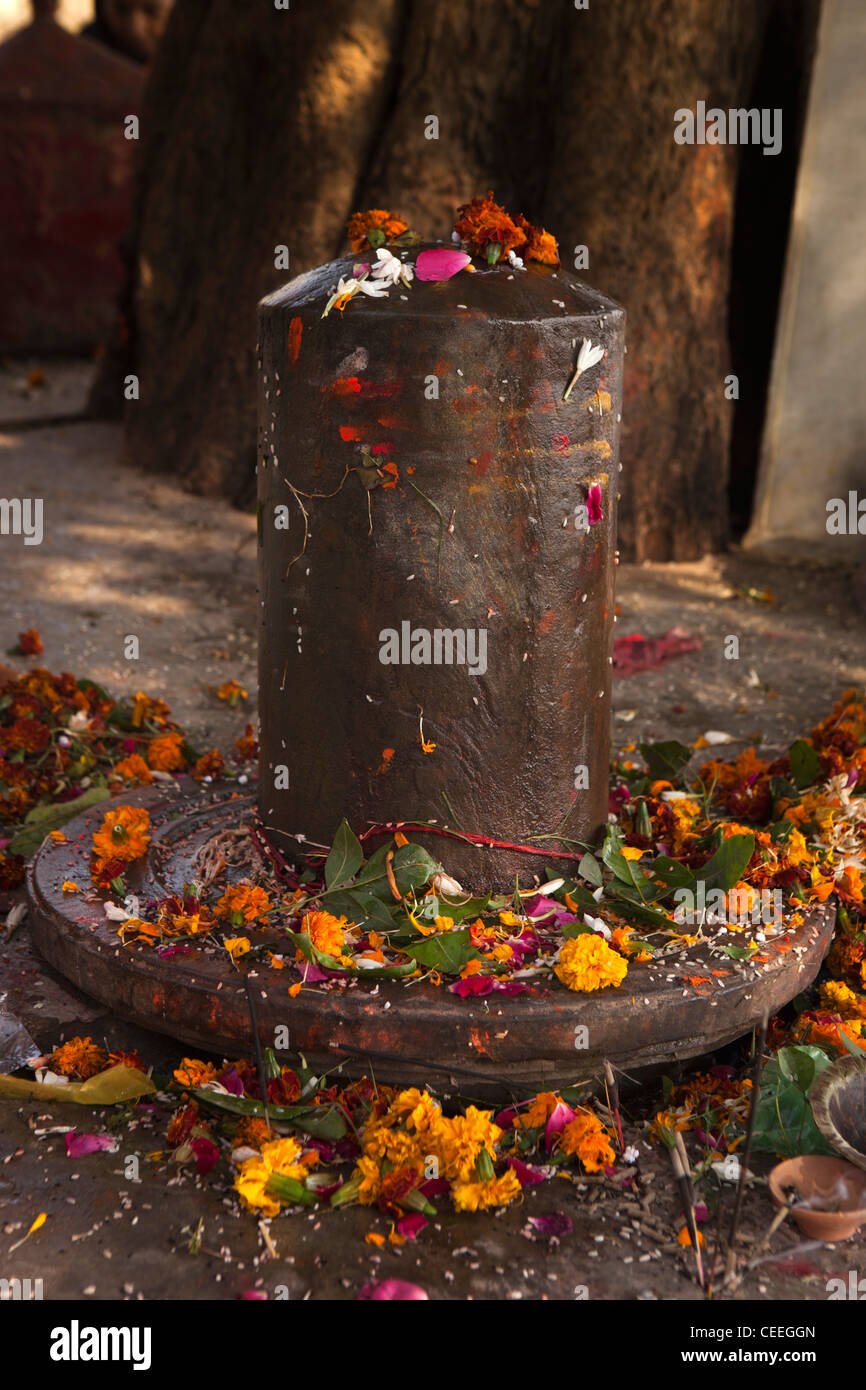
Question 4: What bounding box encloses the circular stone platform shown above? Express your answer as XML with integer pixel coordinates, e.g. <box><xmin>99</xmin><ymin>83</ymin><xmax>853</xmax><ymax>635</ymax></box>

<box><xmin>26</xmin><ymin>786</ymin><xmax>836</xmax><ymax>1094</ymax></box>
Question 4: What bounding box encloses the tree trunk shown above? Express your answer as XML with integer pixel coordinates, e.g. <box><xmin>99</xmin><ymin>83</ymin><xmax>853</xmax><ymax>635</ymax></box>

<box><xmin>102</xmin><ymin>0</ymin><xmax>811</xmax><ymax>558</ymax></box>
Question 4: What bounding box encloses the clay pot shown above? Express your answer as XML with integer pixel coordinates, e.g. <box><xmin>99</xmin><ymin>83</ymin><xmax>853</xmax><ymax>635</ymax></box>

<box><xmin>768</xmin><ymin>1154</ymin><xmax>866</xmax><ymax>1241</ymax></box>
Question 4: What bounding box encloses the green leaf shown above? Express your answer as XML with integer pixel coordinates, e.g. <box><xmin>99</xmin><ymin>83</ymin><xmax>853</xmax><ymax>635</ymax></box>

<box><xmin>578</xmin><ymin>853</ymin><xmax>603</xmax><ymax>887</ymax></box>
<box><xmin>347</xmin><ymin>840</ymin><xmax>441</xmax><ymax>901</ymax></box>
<box><xmin>324</xmin><ymin>819</ymin><xmax>364</xmax><ymax>890</ymax></box>
<box><xmin>696</xmin><ymin>833</ymin><xmax>755</xmax><ymax>893</ymax></box>
<box><xmin>406</xmin><ymin>928</ymin><xmax>474</xmax><ymax>974</ymax></box>
<box><xmin>8</xmin><ymin>785</ymin><xmax>111</xmax><ymax>858</ymax></box>
<box><xmin>601</xmin><ymin>827</ymin><xmax>649</xmax><ymax>902</ymax></box>
<box><xmin>789</xmin><ymin>739</ymin><xmax>822</xmax><ymax>791</ymax></box>
<box><xmin>639</xmin><ymin>740</ymin><xmax>692</xmax><ymax>781</ymax></box>
<box><xmin>189</xmin><ymin>1088</ymin><xmax>347</xmax><ymax>1140</ymax></box>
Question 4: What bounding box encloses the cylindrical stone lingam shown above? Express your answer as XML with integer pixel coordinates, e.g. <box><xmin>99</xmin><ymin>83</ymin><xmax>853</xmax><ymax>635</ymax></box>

<box><xmin>257</xmin><ymin>245</ymin><xmax>624</xmax><ymax>888</ymax></box>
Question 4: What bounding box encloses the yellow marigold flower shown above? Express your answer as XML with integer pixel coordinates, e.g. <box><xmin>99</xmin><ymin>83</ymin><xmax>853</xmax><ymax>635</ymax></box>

<box><xmin>48</xmin><ymin>830</ymin><xmax>66</xmax><ymax>843</ymax></box>
<box><xmin>555</xmin><ymin>933</ymin><xmax>628</xmax><ymax>993</ymax></box>
<box><xmin>784</xmin><ymin>828</ymin><xmax>812</xmax><ymax>867</ymax></box>
<box><xmin>820</xmin><ymin>979</ymin><xmax>866</xmax><ymax>1020</ymax></box>
<box><xmin>434</xmin><ymin>915</ymin><xmax>455</xmax><ymax>932</ymax></box>
<box><xmin>233</xmin><ymin>1136</ymin><xmax>310</xmax><ymax>1217</ymax></box>
<box><xmin>146</xmin><ymin>732</ymin><xmax>186</xmax><ymax>772</ymax></box>
<box><xmin>362</xmin><ymin>1125</ymin><xmax>426</xmax><ymax>1173</ymax></box>
<box><xmin>91</xmin><ymin>805</ymin><xmax>151</xmax><ymax>865</ymax></box>
<box><xmin>214</xmin><ymin>883</ymin><xmax>272</xmax><ymax>926</ymax></box>
<box><xmin>498</xmin><ymin>910</ymin><xmax>523</xmax><ymax>927</ymax></box>
<box><xmin>61</xmin><ymin>880</ymin><xmax>80</xmax><ymax>893</ymax></box>
<box><xmin>433</xmin><ymin>1107</ymin><xmax>502</xmax><ymax>1183</ymax></box>
<box><xmin>451</xmin><ymin>1168</ymin><xmax>522</xmax><ymax>1212</ymax></box>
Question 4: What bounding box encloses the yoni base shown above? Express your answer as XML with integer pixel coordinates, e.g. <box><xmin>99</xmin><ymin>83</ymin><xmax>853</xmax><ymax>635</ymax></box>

<box><xmin>26</xmin><ymin>787</ymin><xmax>835</xmax><ymax>1096</ymax></box>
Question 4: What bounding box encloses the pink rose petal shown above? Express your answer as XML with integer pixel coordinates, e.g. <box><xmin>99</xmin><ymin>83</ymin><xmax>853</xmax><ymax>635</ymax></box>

<box><xmin>396</xmin><ymin>1213</ymin><xmax>428</xmax><ymax>1240</ymax></box>
<box><xmin>507</xmin><ymin>1157</ymin><xmax>550</xmax><ymax>1187</ymax></box>
<box><xmin>190</xmin><ymin>1136</ymin><xmax>220</xmax><ymax>1175</ymax></box>
<box><xmin>357</xmin><ymin>1279</ymin><xmax>428</xmax><ymax>1301</ymax></box>
<box><xmin>65</xmin><ymin>1131</ymin><xmax>115</xmax><ymax>1158</ymax></box>
<box><xmin>587</xmin><ymin>483</ymin><xmax>603</xmax><ymax>526</ymax></box>
<box><xmin>415</xmin><ymin>249</ymin><xmax>471</xmax><ymax>282</ymax></box>
<box><xmin>545</xmin><ymin>1100</ymin><xmax>575</xmax><ymax>1151</ymax></box>
<box><xmin>528</xmin><ymin>1213</ymin><xmax>573</xmax><ymax>1238</ymax></box>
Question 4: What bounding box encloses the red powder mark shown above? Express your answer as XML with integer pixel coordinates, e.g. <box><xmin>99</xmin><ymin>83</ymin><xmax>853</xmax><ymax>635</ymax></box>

<box><xmin>553</xmin><ymin>432</ymin><xmax>569</xmax><ymax>453</ymax></box>
<box><xmin>377</xmin><ymin>413</ymin><xmax>399</xmax><ymax>429</ymax></box>
<box><xmin>329</xmin><ymin>376</ymin><xmax>362</xmax><ymax>397</ymax></box>
<box><xmin>324</xmin><ymin>377</ymin><xmax>401</xmax><ymax>399</ymax></box>
<box><xmin>339</xmin><ymin>425</ymin><xmax>362</xmax><ymax>441</ymax></box>
<box><xmin>376</xmin><ymin>748</ymin><xmax>395</xmax><ymax>775</ymax></box>
<box><xmin>287</xmin><ymin>316</ymin><xmax>303</xmax><ymax>365</ymax></box>
<box><xmin>470</xmin><ymin>449</ymin><xmax>493</xmax><ymax>477</ymax></box>
<box><xmin>371</xmin><ymin>442</ymin><xmax>393</xmax><ymax>455</ymax></box>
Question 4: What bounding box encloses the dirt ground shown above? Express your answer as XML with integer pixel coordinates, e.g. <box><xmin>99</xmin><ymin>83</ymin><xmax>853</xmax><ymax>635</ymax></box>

<box><xmin>1</xmin><ymin>370</ymin><xmax>865</xmax><ymax>1302</ymax></box>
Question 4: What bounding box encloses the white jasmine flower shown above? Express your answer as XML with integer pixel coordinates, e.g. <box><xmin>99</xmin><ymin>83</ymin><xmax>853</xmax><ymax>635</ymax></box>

<box><xmin>103</xmin><ymin>902</ymin><xmax>131</xmax><ymax>921</ymax></box>
<box><xmin>508</xmin><ymin>249</ymin><xmax>524</xmax><ymax>269</ymax></box>
<box><xmin>584</xmin><ymin>914</ymin><xmax>611</xmax><ymax>940</ymax></box>
<box><xmin>623</xmin><ymin>1145</ymin><xmax>640</xmax><ymax>1165</ymax></box>
<box><xmin>67</xmin><ymin>711</ymin><xmax>90</xmax><ymax>733</ymax></box>
<box><xmin>563</xmin><ymin>338</ymin><xmax>605</xmax><ymax>401</ymax></box>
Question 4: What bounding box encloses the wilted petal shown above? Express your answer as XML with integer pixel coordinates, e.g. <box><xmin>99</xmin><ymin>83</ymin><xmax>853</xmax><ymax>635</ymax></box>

<box><xmin>587</xmin><ymin>483</ymin><xmax>603</xmax><ymax>526</ymax></box>
<box><xmin>528</xmin><ymin>1213</ymin><xmax>573</xmax><ymax>1238</ymax></box>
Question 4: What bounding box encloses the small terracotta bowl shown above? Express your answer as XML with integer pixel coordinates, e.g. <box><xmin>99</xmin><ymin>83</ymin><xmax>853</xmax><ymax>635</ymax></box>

<box><xmin>769</xmin><ymin>1155</ymin><xmax>866</xmax><ymax>1241</ymax></box>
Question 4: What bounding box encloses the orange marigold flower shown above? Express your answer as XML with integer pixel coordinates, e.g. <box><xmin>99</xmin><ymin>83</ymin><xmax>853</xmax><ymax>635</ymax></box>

<box><xmin>91</xmin><ymin>805</ymin><xmax>151</xmax><ymax>866</ymax></box>
<box><xmin>216</xmin><ymin>679</ymin><xmax>247</xmax><ymax>705</ymax></box>
<box><xmin>17</xmin><ymin>628</ymin><xmax>43</xmax><ymax>655</ymax></box>
<box><xmin>214</xmin><ymin>883</ymin><xmax>272</xmax><ymax>926</ymax></box>
<box><xmin>515</xmin><ymin>213</ymin><xmax>560</xmax><ymax>266</ymax></box>
<box><xmin>131</xmin><ymin>691</ymin><xmax>171</xmax><ymax>729</ymax></box>
<box><xmin>49</xmin><ymin>1035</ymin><xmax>109</xmax><ymax>1080</ymax></box>
<box><xmin>173</xmin><ymin>1057</ymin><xmax>218</xmax><ymax>1089</ymax></box>
<box><xmin>454</xmin><ymin>190</ymin><xmax>523</xmax><ymax>261</ymax></box>
<box><xmin>234</xmin><ymin>723</ymin><xmax>258</xmax><ymax>760</ymax></box>
<box><xmin>558</xmin><ymin>1111</ymin><xmax>616</xmax><ymax>1172</ymax></box>
<box><xmin>298</xmin><ymin>909</ymin><xmax>349</xmax><ymax>960</ymax></box>
<box><xmin>112</xmin><ymin>753</ymin><xmax>153</xmax><ymax>785</ymax></box>
<box><xmin>233</xmin><ymin>1116</ymin><xmax>270</xmax><ymax>1152</ymax></box>
<box><xmin>192</xmin><ymin>749</ymin><xmax>225</xmax><ymax>781</ymax></box>
<box><xmin>147</xmin><ymin>731</ymin><xmax>186</xmax><ymax>772</ymax></box>
<box><xmin>346</xmin><ymin>208</ymin><xmax>409</xmax><ymax>254</ymax></box>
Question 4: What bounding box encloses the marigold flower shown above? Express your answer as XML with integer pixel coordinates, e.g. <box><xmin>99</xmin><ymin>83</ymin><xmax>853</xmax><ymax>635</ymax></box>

<box><xmin>131</xmin><ymin>691</ymin><xmax>171</xmax><ymax>729</ymax></box>
<box><xmin>147</xmin><ymin>732</ymin><xmax>186</xmax><ymax>772</ymax></box>
<box><xmin>91</xmin><ymin>805</ymin><xmax>151</xmax><ymax>867</ymax></box>
<box><xmin>16</xmin><ymin>628</ymin><xmax>43</xmax><ymax>656</ymax></box>
<box><xmin>49</xmin><ymin>1035</ymin><xmax>109</xmax><ymax>1080</ymax></box>
<box><xmin>555</xmin><ymin>933</ymin><xmax>628</xmax><ymax>992</ymax></box>
<box><xmin>558</xmin><ymin>1111</ymin><xmax>616</xmax><ymax>1172</ymax></box>
<box><xmin>192</xmin><ymin>749</ymin><xmax>225</xmax><ymax>780</ymax></box>
<box><xmin>454</xmin><ymin>191</ymin><xmax>523</xmax><ymax>261</ymax></box>
<box><xmin>112</xmin><ymin>753</ymin><xmax>153</xmax><ymax>785</ymax></box>
<box><xmin>346</xmin><ymin>209</ymin><xmax>409</xmax><ymax>254</ymax></box>
<box><xmin>173</xmin><ymin>1057</ymin><xmax>218</xmax><ymax>1089</ymax></box>
<box><xmin>451</xmin><ymin>1169</ymin><xmax>522</xmax><ymax>1212</ymax></box>
<box><xmin>4</xmin><ymin>717</ymin><xmax>50</xmax><ymax>753</ymax></box>
<box><xmin>234</xmin><ymin>723</ymin><xmax>258</xmax><ymax>761</ymax></box>
<box><xmin>216</xmin><ymin>679</ymin><xmax>248</xmax><ymax>705</ymax></box>
<box><xmin>214</xmin><ymin>883</ymin><xmax>272</xmax><ymax>926</ymax></box>
<box><xmin>298</xmin><ymin>909</ymin><xmax>349</xmax><ymax>959</ymax></box>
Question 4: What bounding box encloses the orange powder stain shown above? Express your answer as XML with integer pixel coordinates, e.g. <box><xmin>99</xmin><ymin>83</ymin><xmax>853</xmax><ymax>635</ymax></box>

<box><xmin>287</xmin><ymin>317</ymin><xmax>303</xmax><ymax>365</ymax></box>
<box><xmin>376</xmin><ymin>748</ymin><xmax>395</xmax><ymax>775</ymax></box>
<box><xmin>538</xmin><ymin>608</ymin><xmax>556</xmax><ymax>636</ymax></box>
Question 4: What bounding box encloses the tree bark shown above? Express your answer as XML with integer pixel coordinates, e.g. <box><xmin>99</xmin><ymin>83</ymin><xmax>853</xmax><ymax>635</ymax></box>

<box><xmin>103</xmin><ymin>0</ymin><xmax>811</xmax><ymax>558</ymax></box>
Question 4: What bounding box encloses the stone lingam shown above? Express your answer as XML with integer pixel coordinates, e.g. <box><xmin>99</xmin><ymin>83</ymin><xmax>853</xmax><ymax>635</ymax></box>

<box><xmin>257</xmin><ymin>244</ymin><xmax>624</xmax><ymax>889</ymax></box>
<box><xmin>23</xmin><ymin>234</ymin><xmax>835</xmax><ymax>1091</ymax></box>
